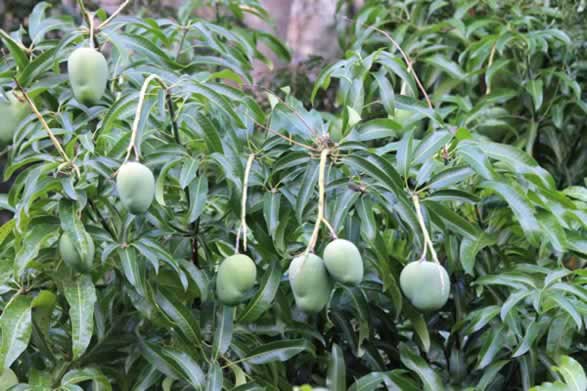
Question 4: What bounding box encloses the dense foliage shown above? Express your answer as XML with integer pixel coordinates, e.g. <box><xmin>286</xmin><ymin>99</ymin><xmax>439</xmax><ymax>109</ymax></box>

<box><xmin>0</xmin><ymin>0</ymin><xmax>586</xmax><ymax>390</ymax></box>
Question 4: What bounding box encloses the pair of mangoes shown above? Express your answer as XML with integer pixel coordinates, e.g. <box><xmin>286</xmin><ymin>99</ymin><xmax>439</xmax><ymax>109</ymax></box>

<box><xmin>289</xmin><ymin>239</ymin><xmax>364</xmax><ymax>313</ymax></box>
<box><xmin>400</xmin><ymin>261</ymin><xmax>450</xmax><ymax>311</ymax></box>
<box><xmin>67</xmin><ymin>47</ymin><xmax>108</xmax><ymax>105</ymax></box>
<box><xmin>0</xmin><ymin>92</ymin><xmax>30</xmax><ymax>145</ymax></box>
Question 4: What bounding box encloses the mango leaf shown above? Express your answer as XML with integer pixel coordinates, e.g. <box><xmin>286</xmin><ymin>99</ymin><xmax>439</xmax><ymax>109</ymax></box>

<box><xmin>399</xmin><ymin>343</ymin><xmax>445</xmax><ymax>391</ymax></box>
<box><xmin>263</xmin><ymin>192</ymin><xmax>281</xmax><ymax>237</ymax></box>
<box><xmin>0</xmin><ymin>30</ymin><xmax>28</xmax><ymax>70</ymax></box>
<box><xmin>60</xmin><ymin>368</ymin><xmax>112</xmax><ymax>391</ymax></box>
<box><xmin>526</xmin><ymin>80</ymin><xmax>544</xmax><ymax>111</ymax></box>
<box><xmin>237</xmin><ymin>260</ymin><xmax>281</xmax><ymax>323</ymax></box>
<box><xmin>14</xmin><ymin>223</ymin><xmax>58</xmax><ymax>277</ymax></box>
<box><xmin>187</xmin><ymin>176</ymin><xmax>208</xmax><ymax>223</ymax></box>
<box><xmin>63</xmin><ymin>275</ymin><xmax>97</xmax><ymax>359</ymax></box>
<box><xmin>0</xmin><ymin>295</ymin><xmax>33</xmax><ymax>368</ymax></box>
<box><xmin>205</xmin><ymin>363</ymin><xmax>223</xmax><ymax>391</ymax></box>
<box><xmin>243</xmin><ymin>339</ymin><xmax>314</xmax><ymax>365</ymax></box>
<box><xmin>141</xmin><ymin>342</ymin><xmax>205</xmax><ymax>388</ymax></box>
<box><xmin>327</xmin><ymin>344</ymin><xmax>346</xmax><ymax>391</ymax></box>
<box><xmin>530</xmin><ymin>356</ymin><xmax>587</xmax><ymax>391</ymax></box>
<box><xmin>413</xmin><ymin>131</ymin><xmax>452</xmax><ymax>165</ymax></box>
<box><xmin>480</xmin><ymin>181</ymin><xmax>540</xmax><ymax>243</ymax></box>
<box><xmin>155</xmin><ymin>289</ymin><xmax>202</xmax><ymax>346</ymax></box>
<box><xmin>212</xmin><ymin>306</ymin><xmax>233</xmax><ymax>360</ymax></box>
<box><xmin>59</xmin><ymin>200</ymin><xmax>92</xmax><ymax>271</ymax></box>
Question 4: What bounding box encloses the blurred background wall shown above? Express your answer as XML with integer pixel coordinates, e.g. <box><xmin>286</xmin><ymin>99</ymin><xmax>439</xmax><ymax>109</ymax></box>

<box><xmin>1</xmin><ymin>0</ymin><xmax>364</xmax><ymax>63</ymax></box>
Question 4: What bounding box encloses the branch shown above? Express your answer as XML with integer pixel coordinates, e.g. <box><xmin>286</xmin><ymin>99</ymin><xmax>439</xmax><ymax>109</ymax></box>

<box><xmin>14</xmin><ymin>81</ymin><xmax>71</xmax><ymax>164</ymax></box>
<box><xmin>165</xmin><ymin>91</ymin><xmax>181</xmax><ymax>144</ymax></box>
<box><xmin>235</xmin><ymin>154</ymin><xmax>255</xmax><ymax>253</ymax></box>
<box><xmin>97</xmin><ymin>0</ymin><xmax>131</xmax><ymax>31</ymax></box>
<box><xmin>77</xmin><ymin>0</ymin><xmax>99</xmax><ymax>48</ymax></box>
<box><xmin>344</xmin><ymin>16</ymin><xmax>432</xmax><ymax>110</ymax></box>
<box><xmin>241</xmin><ymin>110</ymin><xmax>318</xmax><ymax>151</ymax></box>
<box><xmin>263</xmin><ymin>89</ymin><xmax>318</xmax><ymax>137</ymax></box>
<box><xmin>87</xmin><ymin>198</ymin><xmax>117</xmax><ymax>240</ymax></box>
<box><xmin>485</xmin><ymin>43</ymin><xmax>497</xmax><ymax>95</ymax></box>
<box><xmin>305</xmin><ymin>148</ymin><xmax>330</xmax><ymax>256</ymax></box>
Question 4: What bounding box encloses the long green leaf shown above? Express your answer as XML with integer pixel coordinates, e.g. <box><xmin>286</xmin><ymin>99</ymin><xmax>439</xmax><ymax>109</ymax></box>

<box><xmin>0</xmin><ymin>295</ymin><xmax>33</xmax><ymax>368</ymax></box>
<box><xmin>63</xmin><ymin>275</ymin><xmax>96</xmax><ymax>360</ymax></box>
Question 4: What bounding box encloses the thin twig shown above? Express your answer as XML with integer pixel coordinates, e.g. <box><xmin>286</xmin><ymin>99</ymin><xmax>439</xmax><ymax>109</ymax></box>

<box><xmin>121</xmin><ymin>74</ymin><xmax>166</xmax><ymax>165</ymax></box>
<box><xmin>165</xmin><ymin>91</ymin><xmax>181</xmax><ymax>144</ymax></box>
<box><xmin>97</xmin><ymin>0</ymin><xmax>131</xmax><ymax>31</ymax></box>
<box><xmin>14</xmin><ymin>81</ymin><xmax>71</xmax><ymax>164</ymax></box>
<box><xmin>485</xmin><ymin>43</ymin><xmax>497</xmax><ymax>95</ymax></box>
<box><xmin>88</xmin><ymin>11</ymin><xmax>95</xmax><ymax>48</ymax></box>
<box><xmin>263</xmin><ymin>89</ymin><xmax>318</xmax><ymax>136</ymax></box>
<box><xmin>412</xmin><ymin>194</ymin><xmax>439</xmax><ymax>263</ymax></box>
<box><xmin>344</xmin><ymin>16</ymin><xmax>432</xmax><ymax>110</ymax></box>
<box><xmin>77</xmin><ymin>0</ymin><xmax>99</xmax><ymax>48</ymax></box>
<box><xmin>235</xmin><ymin>154</ymin><xmax>255</xmax><ymax>253</ymax></box>
<box><xmin>305</xmin><ymin>148</ymin><xmax>330</xmax><ymax>256</ymax></box>
<box><xmin>322</xmin><ymin>218</ymin><xmax>338</xmax><ymax>239</ymax></box>
<box><xmin>241</xmin><ymin>111</ymin><xmax>318</xmax><ymax>151</ymax></box>
<box><xmin>88</xmin><ymin>198</ymin><xmax>117</xmax><ymax>240</ymax></box>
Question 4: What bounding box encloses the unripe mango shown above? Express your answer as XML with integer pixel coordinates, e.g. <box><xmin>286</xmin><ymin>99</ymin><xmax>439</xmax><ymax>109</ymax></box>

<box><xmin>216</xmin><ymin>254</ymin><xmax>257</xmax><ymax>305</ymax></box>
<box><xmin>116</xmin><ymin>162</ymin><xmax>155</xmax><ymax>214</ymax></box>
<box><xmin>59</xmin><ymin>232</ymin><xmax>95</xmax><ymax>273</ymax></box>
<box><xmin>323</xmin><ymin>239</ymin><xmax>363</xmax><ymax>285</ymax></box>
<box><xmin>400</xmin><ymin>261</ymin><xmax>450</xmax><ymax>311</ymax></box>
<box><xmin>67</xmin><ymin>47</ymin><xmax>108</xmax><ymax>105</ymax></box>
<box><xmin>0</xmin><ymin>92</ymin><xmax>30</xmax><ymax>145</ymax></box>
<box><xmin>289</xmin><ymin>254</ymin><xmax>332</xmax><ymax>312</ymax></box>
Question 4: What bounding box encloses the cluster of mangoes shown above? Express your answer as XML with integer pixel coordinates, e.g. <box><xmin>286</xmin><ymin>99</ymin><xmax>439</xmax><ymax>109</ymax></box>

<box><xmin>7</xmin><ymin>45</ymin><xmax>452</xmax><ymax>313</ymax></box>
<box><xmin>214</xmin><ymin>238</ymin><xmax>365</xmax><ymax>313</ymax></box>
<box><xmin>289</xmin><ymin>239</ymin><xmax>364</xmax><ymax>312</ymax></box>
<box><xmin>57</xmin><ymin>48</ymin><xmax>156</xmax><ymax>273</ymax></box>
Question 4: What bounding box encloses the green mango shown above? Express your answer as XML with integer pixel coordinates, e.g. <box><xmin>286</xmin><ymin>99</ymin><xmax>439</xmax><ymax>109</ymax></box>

<box><xmin>289</xmin><ymin>253</ymin><xmax>332</xmax><ymax>312</ymax></box>
<box><xmin>400</xmin><ymin>261</ymin><xmax>450</xmax><ymax>311</ymax></box>
<box><xmin>59</xmin><ymin>232</ymin><xmax>95</xmax><ymax>273</ymax></box>
<box><xmin>32</xmin><ymin>290</ymin><xmax>57</xmax><ymax>337</ymax></box>
<box><xmin>173</xmin><ymin>44</ymin><xmax>194</xmax><ymax>65</ymax></box>
<box><xmin>323</xmin><ymin>239</ymin><xmax>363</xmax><ymax>285</ymax></box>
<box><xmin>216</xmin><ymin>254</ymin><xmax>257</xmax><ymax>305</ymax></box>
<box><xmin>116</xmin><ymin>162</ymin><xmax>155</xmax><ymax>214</ymax></box>
<box><xmin>67</xmin><ymin>47</ymin><xmax>109</xmax><ymax>105</ymax></box>
<box><xmin>0</xmin><ymin>91</ymin><xmax>30</xmax><ymax>145</ymax></box>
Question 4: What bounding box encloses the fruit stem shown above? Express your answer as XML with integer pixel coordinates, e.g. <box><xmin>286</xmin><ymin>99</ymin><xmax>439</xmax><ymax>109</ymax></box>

<box><xmin>121</xmin><ymin>74</ymin><xmax>167</xmax><ymax>167</ymax></box>
<box><xmin>88</xmin><ymin>11</ymin><xmax>95</xmax><ymax>49</ymax></box>
<box><xmin>412</xmin><ymin>194</ymin><xmax>439</xmax><ymax>264</ymax></box>
<box><xmin>235</xmin><ymin>153</ymin><xmax>255</xmax><ymax>253</ymax></box>
<box><xmin>76</xmin><ymin>0</ymin><xmax>99</xmax><ymax>49</ymax></box>
<box><xmin>322</xmin><ymin>218</ymin><xmax>338</xmax><ymax>240</ymax></box>
<box><xmin>14</xmin><ymin>81</ymin><xmax>72</xmax><ymax>166</ymax></box>
<box><xmin>305</xmin><ymin>148</ymin><xmax>330</xmax><ymax>256</ymax></box>
<box><xmin>97</xmin><ymin>0</ymin><xmax>131</xmax><ymax>31</ymax></box>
